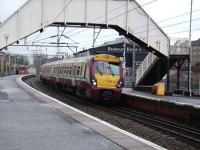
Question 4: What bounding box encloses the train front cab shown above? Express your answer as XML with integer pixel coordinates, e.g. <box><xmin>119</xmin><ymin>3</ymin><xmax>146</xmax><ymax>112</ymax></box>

<box><xmin>89</xmin><ymin>54</ymin><xmax>123</xmax><ymax>102</ymax></box>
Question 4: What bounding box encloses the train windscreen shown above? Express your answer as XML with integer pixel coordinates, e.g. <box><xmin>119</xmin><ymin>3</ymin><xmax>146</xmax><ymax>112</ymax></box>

<box><xmin>95</xmin><ymin>61</ymin><xmax>120</xmax><ymax>76</ymax></box>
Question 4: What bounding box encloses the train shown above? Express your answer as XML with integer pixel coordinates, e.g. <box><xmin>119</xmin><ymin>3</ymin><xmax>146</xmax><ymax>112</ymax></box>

<box><xmin>40</xmin><ymin>54</ymin><xmax>123</xmax><ymax>102</ymax></box>
<box><xmin>16</xmin><ymin>65</ymin><xmax>29</xmax><ymax>74</ymax></box>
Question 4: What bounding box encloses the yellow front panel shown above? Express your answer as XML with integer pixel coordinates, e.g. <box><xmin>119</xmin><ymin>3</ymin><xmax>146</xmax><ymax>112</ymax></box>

<box><xmin>95</xmin><ymin>74</ymin><xmax>120</xmax><ymax>88</ymax></box>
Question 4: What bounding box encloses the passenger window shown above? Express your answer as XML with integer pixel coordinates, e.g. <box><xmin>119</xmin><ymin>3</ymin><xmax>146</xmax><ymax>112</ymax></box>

<box><xmin>73</xmin><ymin>66</ymin><xmax>76</xmax><ymax>75</ymax></box>
<box><xmin>66</xmin><ymin>66</ymin><xmax>68</xmax><ymax>74</ymax></box>
<box><xmin>69</xmin><ymin>66</ymin><xmax>72</xmax><ymax>75</ymax></box>
<box><xmin>66</xmin><ymin>66</ymin><xmax>69</xmax><ymax>75</ymax></box>
<box><xmin>64</xmin><ymin>67</ymin><xmax>66</xmax><ymax>74</ymax></box>
<box><xmin>65</xmin><ymin>66</ymin><xmax>69</xmax><ymax>75</ymax></box>
<box><xmin>80</xmin><ymin>66</ymin><xmax>82</xmax><ymax>76</ymax></box>
<box><xmin>68</xmin><ymin>67</ymin><xmax>70</xmax><ymax>75</ymax></box>
<box><xmin>61</xmin><ymin>67</ymin><xmax>64</xmax><ymax>74</ymax></box>
<box><xmin>77</xmin><ymin>66</ymin><xmax>80</xmax><ymax>76</ymax></box>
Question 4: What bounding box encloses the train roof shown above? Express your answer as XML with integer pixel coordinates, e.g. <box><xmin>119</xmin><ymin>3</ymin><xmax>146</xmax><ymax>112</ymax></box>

<box><xmin>42</xmin><ymin>54</ymin><xmax>120</xmax><ymax>67</ymax></box>
<box><xmin>42</xmin><ymin>55</ymin><xmax>93</xmax><ymax>67</ymax></box>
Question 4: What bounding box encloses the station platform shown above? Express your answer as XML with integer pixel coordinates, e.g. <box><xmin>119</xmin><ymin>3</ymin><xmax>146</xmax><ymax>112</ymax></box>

<box><xmin>0</xmin><ymin>75</ymin><xmax>165</xmax><ymax>150</ymax></box>
<box><xmin>122</xmin><ymin>88</ymin><xmax>200</xmax><ymax>108</ymax></box>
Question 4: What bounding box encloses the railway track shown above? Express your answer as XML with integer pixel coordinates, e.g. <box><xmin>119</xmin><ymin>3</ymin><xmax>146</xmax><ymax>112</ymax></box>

<box><xmin>24</xmin><ymin>76</ymin><xmax>200</xmax><ymax>148</ymax></box>
<box><xmin>103</xmin><ymin>106</ymin><xmax>200</xmax><ymax>146</ymax></box>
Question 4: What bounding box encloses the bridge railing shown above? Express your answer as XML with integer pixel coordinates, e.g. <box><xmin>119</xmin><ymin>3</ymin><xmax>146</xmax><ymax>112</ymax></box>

<box><xmin>170</xmin><ymin>46</ymin><xmax>189</xmax><ymax>55</ymax></box>
<box><xmin>135</xmin><ymin>52</ymin><xmax>157</xmax><ymax>86</ymax></box>
<box><xmin>170</xmin><ymin>39</ymin><xmax>189</xmax><ymax>55</ymax></box>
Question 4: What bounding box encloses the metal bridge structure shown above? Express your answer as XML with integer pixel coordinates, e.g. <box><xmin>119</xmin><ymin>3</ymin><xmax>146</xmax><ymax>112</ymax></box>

<box><xmin>0</xmin><ymin>0</ymin><xmax>170</xmax><ymax>86</ymax></box>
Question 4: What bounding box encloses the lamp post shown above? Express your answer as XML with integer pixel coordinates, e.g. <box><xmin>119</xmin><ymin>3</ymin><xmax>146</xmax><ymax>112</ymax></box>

<box><xmin>188</xmin><ymin>0</ymin><xmax>193</xmax><ymax>96</ymax></box>
<box><xmin>123</xmin><ymin>41</ymin><xmax>126</xmax><ymax>80</ymax></box>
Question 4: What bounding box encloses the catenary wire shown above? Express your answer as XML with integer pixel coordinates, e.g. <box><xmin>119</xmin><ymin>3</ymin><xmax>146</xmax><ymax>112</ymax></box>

<box><xmin>78</xmin><ymin>17</ymin><xmax>200</xmax><ymax>45</ymax></box>
<box><xmin>79</xmin><ymin>28</ymin><xmax>200</xmax><ymax>47</ymax></box>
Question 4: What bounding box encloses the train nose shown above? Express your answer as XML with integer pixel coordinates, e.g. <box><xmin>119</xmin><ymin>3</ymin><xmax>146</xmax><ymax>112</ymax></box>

<box><xmin>101</xmin><ymin>90</ymin><xmax>113</xmax><ymax>100</ymax></box>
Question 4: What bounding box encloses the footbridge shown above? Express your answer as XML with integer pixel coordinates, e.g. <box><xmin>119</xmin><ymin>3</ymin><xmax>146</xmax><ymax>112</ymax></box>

<box><xmin>0</xmin><ymin>0</ymin><xmax>170</xmax><ymax>86</ymax></box>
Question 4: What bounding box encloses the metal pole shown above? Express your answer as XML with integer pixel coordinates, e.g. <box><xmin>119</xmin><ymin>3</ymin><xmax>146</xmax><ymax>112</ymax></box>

<box><xmin>92</xmin><ymin>26</ymin><xmax>95</xmax><ymax>48</ymax></box>
<box><xmin>166</xmin><ymin>40</ymin><xmax>170</xmax><ymax>92</ymax></box>
<box><xmin>1</xmin><ymin>56</ymin><xmax>3</xmax><ymax>76</ymax></box>
<box><xmin>57</xmin><ymin>26</ymin><xmax>60</xmax><ymax>56</ymax></box>
<box><xmin>0</xmin><ymin>55</ymin><xmax>3</xmax><ymax>75</ymax></box>
<box><xmin>132</xmin><ymin>44</ymin><xmax>135</xmax><ymax>88</ymax></box>
<box><xmin>123</xmin><ymin>41</ymin><xmax>126</xmax><ymax>79</ymax></box>
<box><xmin>14</xmin><ymin>56</ymin><xmax>16</xmax><ymax>74</ymax></box>
<box><xmin>5</xmin><ymin>54</ymin><xmax>7</xmax><ymax>76</ymax></box>
<box><xmin>177</xmin><ymin>61</ymin><xmax>180</xmax><ymax>90</ymax></box>
<box><xmin>8</xmin><ymin>54</ymin><xmax>10</xmax><ymax>75</ymax></box>
<box><xmin>1</xmin><ymin>56</ymin><xmax>3</xmax><ymax>75</ymax></box>
<box><xmin>188</xmin><ymin>0</ymin><xmax>193</xmax><ymax>96</ymax></box>
<box><xmin>124</xmin><ymin>42</ymin><xmax>126</xmax><ymax>67</ymax></box>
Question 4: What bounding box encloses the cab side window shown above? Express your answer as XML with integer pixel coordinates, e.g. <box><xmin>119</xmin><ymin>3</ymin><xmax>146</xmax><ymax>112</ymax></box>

<box><xmin>76</xmin><ymin>66</ymin><xmax>81</xmax><ymax>76</ymax></box>
<box><xmin>69</xmin><ymin>66</ymin><xmax>72</xmax><ymax>75</ymax></box>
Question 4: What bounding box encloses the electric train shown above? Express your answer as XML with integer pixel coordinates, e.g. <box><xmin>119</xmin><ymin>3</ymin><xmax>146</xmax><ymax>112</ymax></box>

<box><xmin>40</xmin><ymin>54</ymin><xmax>123</xmax><ymax>102</ymax></box>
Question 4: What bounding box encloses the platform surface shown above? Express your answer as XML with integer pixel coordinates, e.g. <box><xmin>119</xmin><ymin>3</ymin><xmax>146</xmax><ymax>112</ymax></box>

<box><xmin>0</xmin><ymin>75</ymin><xmax>164</xmax><ymax>150</ymax></box>
<box><xmin>123</xmin><ymin>88</ymin><xmax>200</xmax><ymax>108</ymax></box>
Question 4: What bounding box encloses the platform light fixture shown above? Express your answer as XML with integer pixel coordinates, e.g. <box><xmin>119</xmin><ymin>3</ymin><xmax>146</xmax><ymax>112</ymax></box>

<box><xmin>40</xmin><ymin>28</ymin><xmax>44</xmax><ymax>33</ymax></box>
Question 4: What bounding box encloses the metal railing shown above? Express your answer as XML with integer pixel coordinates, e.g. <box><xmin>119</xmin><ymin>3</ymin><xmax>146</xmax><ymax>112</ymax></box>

<box><xmin>124</xmin><ymin>68</ymin><xmax>133</xmax><ymax>88</ymax></box>
<box><xmin>136</xmin><ymin>52</ymin><xmax>157</xmax><ymax>86</ymax></box>
<box><xmin>170</xmin><ymin>46</ymin><xmax>189</xmax><ymax>55</ymax></box>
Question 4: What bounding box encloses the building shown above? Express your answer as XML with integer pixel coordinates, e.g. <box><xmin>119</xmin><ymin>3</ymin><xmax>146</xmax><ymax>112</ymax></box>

<box><xmin>0</xmin><ymin>52</ymin><xmax>13</xmax><ymax>76</ymax></box>
<box><xmin>0</xmin><ymin>52</ymin><xmax>26</xmax><ymax>76</ymax></box>
<box><xmin>0</xmin><ymin>52</ymin><xmax>6</xmax><ymax>75</ymax></box>
<box><xmin>169</xmin><ymin>39</ymin><xmax>200</xmax><ymax>95</ymax></box>
<box><xmin>191</xmin><ymin>39</ymin><xmax>200</xmax><ymax>95</ymax></box>
<box><xmin>192</xmin><ymin>39</ymin><xmax>200</xmax><ymax>66</ymax></box>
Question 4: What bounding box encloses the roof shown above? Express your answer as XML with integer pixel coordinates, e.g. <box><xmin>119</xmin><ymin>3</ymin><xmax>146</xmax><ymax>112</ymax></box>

<box><xmin>101</xmin><ymin>37</ymin><xmax>132</xmax><ymax>46</ymax></box>
<box><xmin>76</xmin><ymin>38</ymin><xmax>138</xmax><ymax>55</ymax></box>
<box><xmin>192</xmin><ymin>39</ymin><xmax>200</xmax><ymax>46</ymax></box>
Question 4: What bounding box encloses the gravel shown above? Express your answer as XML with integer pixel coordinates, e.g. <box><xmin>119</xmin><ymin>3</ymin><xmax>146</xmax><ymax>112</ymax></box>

<box><xmin>24</xmin><ymin>76</ymin><xmax>198</xmax><ymax>150</ymax></box>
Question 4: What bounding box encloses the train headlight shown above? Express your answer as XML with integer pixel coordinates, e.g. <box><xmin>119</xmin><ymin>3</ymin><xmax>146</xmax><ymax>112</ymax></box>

<box><xmin>91</xmin><ymin>78</ymin><xmax>97</xmax><ymax>86</ymax></box>
<box><xmin>117</xmin><ymin>80</ymin><xmax>123</xmax><ymax>88</ymax></box>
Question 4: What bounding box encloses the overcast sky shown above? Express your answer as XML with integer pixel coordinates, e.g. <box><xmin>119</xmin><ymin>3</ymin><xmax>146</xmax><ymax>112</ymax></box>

<box><xmin>0</xmin><ymin>0</ymin><xmax>200</xmax><ymax>56</ymax></box>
